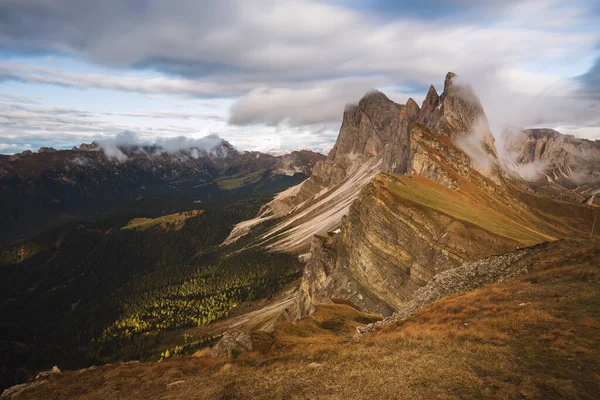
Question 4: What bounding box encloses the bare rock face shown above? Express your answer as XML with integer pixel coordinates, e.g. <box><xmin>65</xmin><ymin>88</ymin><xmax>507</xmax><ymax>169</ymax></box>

<box><xmin>297</xmin><ymin>171</ymin><xmax>517</xmax><ymax>317</ymax></box>
<box><xmin>76</xmin><ymin>142</ymin><xmax>101</xmax><ymax>152</ymax></box>
<box><xmin>210</xmin><ymin>330</ymin><xmax>253</xmax><ymax>358</ymax></box>
<box><xmin>8</xmin><ymin>150</ymin><xmax>33</xmax><ymax>161</ymax></box>
<box><xmin>35</xmin><ymin>365</ymin><xmax>61</xmax><ymax>380</ymax></box>
<box><xmin>353</xmin><ymin>245</ymin><xmax>538</xmax><ymax>339</ymax></box>
<box><xmin>1</xmin><ymin>380</ymin><xmax>49</xmax><ymax>399</ymax></box>
<box><xmin>272</xmin><ymin>150</ymin><xmax>326</xmax><ymax>176</ymax></box>
<box><xmin>37</xmin><ymin>147</ymin><xmax>58</xmax><ymax>154</ymax></box>
<box><xmin>329</xmin><ymin>90</ymin><xmax>402</xmax><ymax>161</ymax></box>
<box><xmin>503</xmin><ymin>128</ymin><xmax>600</xmax><ymax>201</ymax></box>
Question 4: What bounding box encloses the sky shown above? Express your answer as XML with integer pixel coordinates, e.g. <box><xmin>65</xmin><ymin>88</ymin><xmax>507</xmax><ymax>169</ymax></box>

<box><xmin>0</xmin><ymin>0</ymin><xmax>599</xmax><ymax>155</ymax></box>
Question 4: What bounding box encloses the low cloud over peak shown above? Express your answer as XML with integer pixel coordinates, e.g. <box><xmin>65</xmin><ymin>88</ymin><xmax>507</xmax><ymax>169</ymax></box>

<box><xmin>97</xmin><ymin>131</ymin><xmax>231</xmax><ymax>162</ymax></box>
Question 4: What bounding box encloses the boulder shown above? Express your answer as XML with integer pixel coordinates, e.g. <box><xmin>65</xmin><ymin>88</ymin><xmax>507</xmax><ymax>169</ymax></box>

<box><xmin>210</xmin><ymin>330</ymin><xmax>253</xmax><ymax>358</ymax></box>
<box><xmin>35</xmin><ymin>365</ymin><xmax>61</xmax><ymax>380</ymax></box>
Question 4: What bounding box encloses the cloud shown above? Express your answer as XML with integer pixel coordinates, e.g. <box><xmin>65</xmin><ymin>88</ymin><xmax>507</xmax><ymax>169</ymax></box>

<box><xmin>578</xmin><ymin>56</ymin><xmax>600</xmax><ymax>100</ymax></box>
<box><xmin>96</xmin><ymin>131</ymin><xmax>141</xmax><ymax>161</ymax></box>
<box><xmin>455</xmin><ymin>67</ymin><xmax>600</xmax><ymax>160</ymax></box>
<box><xmin>453</xmin><ymin>117</ymin><xmax>497</xmax><ymax>174</ymax></box>
<box><xmin>1</xmin><ymin>1</ymin><xmax>596</xmax><ymax>89</ymax></box>
<box><xmin>96</xmin><ymin>131</ymin><xmax>232</xmax><ymax>162</ymax></box>
<box><xmin>229</xmin><ymin>77</ymin><xmax>388</xmax><ymax>126</ymax></box>
<box><xmin>0</xmin><ymin>0</ymin><xmax>599</xmax><ymax>151</ymax></box>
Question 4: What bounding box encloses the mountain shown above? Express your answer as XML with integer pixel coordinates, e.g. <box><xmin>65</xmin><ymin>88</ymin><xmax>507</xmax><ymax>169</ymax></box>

<box><xmin>0</xmin><ymin>138</ymin><xmax>325</xmax><ymax>244</ymax></box>
<box><xmin>292</xmin><ymin>76</ymin><xmax>595</xmax><ymax>318</ymax></box>
<box><xmin>224</xmin><ymin>73</ymin><xmax>504</xmax><ymax>252</ymax></box>
<box><xmin>503</xmin><ymin>128</ymin><xmax>600</xmax><ymax>204</ymax></box>
<box><xmin>222</xmin><ymin>72</ymin><xmax>595</xmax><ymax>319</ymax></box>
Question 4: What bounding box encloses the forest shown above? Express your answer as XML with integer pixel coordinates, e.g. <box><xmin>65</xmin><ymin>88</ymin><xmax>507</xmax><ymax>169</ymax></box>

<box><xmin>0</xmin><ymin>192</ymin><xmax>300</xmax><ymax>390</ymax></box>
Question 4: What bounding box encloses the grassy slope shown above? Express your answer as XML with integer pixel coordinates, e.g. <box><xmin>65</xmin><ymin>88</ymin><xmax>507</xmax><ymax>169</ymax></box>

<box><xmin>380</xmin><ymin>173</ymin><xmax>594</xmax><ymax>247</ymax></box>
<box><xmin>121</xmin><ymin>210</ymin><xmax>203</xmax><ymax>231</ymax></box>
<box><xmin>382</xmin><ymin>174</ymin><xmax>551</xmax><ymax>245</ymax></box>
<box><xmin>21</xmin><ymin>239</ymin><xmax>600</xmax><ymax>399</ymax></box>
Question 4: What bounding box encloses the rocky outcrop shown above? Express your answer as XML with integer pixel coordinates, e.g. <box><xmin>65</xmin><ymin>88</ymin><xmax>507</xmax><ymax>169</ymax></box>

<box><xmin>296</xmin><ymin>168</ymin><xmax>520</xmax><ymax>317</ymax></box>
<box><xmin>35</xmin><ymin>366</ymin><xmax>61</xmax><ymax>380</ymax></box>
<box><xmin>74</xmin><ymin>142</ymin><xmax>100</xmax><ymax>152</ymax></box>
<box><xmin>272</xmin><ymin>150</ymin><xmax>326</xmax><ymax>176</ymax></box>
<box><xmin>1</xmin><ymin>380</ymin><xmax>48</xmax><ymax>399</ymax></box>
<box><xmin>210</xmin><ymin>330</ymin><xmax>253</xmax><ymax>358</ymax></box>
<box><xmin>37</xmin><ymin>147</ymin><xmax>58</xmax><ymax>154</ymax></box>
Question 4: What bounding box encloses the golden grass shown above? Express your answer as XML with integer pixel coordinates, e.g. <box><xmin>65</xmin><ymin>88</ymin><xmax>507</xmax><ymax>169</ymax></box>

<box><xmin>380</xmin><ymin>174</ymin><xmax>554</xmax><ymax>246</ymax></box>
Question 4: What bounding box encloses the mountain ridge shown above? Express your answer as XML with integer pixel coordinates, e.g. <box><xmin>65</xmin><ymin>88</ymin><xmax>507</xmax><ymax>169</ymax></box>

<box><xmin>0</xmin><ymin>138</ymin><xmax>325</xmax><ymax>245</ymax></box>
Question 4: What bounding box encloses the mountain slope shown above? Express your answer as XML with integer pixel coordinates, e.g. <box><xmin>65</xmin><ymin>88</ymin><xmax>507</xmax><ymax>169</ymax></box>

<box><xmin>222</xmin><ymin>72</ymin><xmax>596</xmax><ymax>318</ymax></box>
<box><xmin>12</xmin><ymin>239</ymin><xmax>600</xmax><ymax>400</ymax></box>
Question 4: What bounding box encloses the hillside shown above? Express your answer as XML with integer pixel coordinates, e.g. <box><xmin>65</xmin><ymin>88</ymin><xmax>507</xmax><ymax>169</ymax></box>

<box><xmin>10</xmin><ymin>239</ymin><xmax>599</xmax><ymax>399</ymax></box>
<box><xmin>0</xmin><ymin>193</ymin><xmax>300</xmax><ymax>391</ymax></box>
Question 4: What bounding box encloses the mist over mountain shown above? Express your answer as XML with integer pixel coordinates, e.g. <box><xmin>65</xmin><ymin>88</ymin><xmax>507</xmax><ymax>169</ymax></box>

<box><xmin>0</xmin><ymin>136</ymin><xmax>324</xmax><ymax>244</ymax></box>
<box><xmin>502</xmin><ymin>128</ymin><xmax>600</xmax><ymax>203</ymax></box>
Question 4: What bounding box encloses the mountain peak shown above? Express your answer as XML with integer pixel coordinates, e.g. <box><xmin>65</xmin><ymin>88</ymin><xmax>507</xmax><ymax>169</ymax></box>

<box><xmin>358</xmin><ymin>89</ymin><xmax>395</xmax><ymax>109</ymax></box>
<box><xmin>443</xmin><ymin>71</ymin><xmax>457</xmax><ymax>93</ymax></box>
<box><xmin>422</xmin><ymin>85</ymin><xmax>440</xmax><ymax>110</ymax></box>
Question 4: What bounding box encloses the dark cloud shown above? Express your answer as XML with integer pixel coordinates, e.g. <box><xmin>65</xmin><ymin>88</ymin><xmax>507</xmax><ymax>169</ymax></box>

<box><xmin>578</xmin><ymin>56</ymin><xmax>600</xmax><ymax>99</ymax></box>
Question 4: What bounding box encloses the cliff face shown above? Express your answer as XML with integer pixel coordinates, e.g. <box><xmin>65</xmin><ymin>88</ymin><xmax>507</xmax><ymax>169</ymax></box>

<box><xmin>298</xmin><ymin>174</ymin><xmax>520</xmax><ymax>316</ymax></box>
<box><xmin>272</xmin><ymin>151</ymin><xmax>326</xmax><ymax>177</ymax></box>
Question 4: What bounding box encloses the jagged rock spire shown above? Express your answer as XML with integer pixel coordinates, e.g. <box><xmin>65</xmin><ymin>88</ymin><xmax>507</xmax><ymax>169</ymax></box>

<box><xmin>421</xmin><ymin>85</ymin><xmax>440</xmax><ymax>112</ymax></box>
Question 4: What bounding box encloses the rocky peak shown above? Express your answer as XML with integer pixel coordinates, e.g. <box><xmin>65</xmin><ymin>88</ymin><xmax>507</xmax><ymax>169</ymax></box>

<box><xmin>441</xmin><ymin>71</ymin><xmax>457</xmax><ymax>99</ymax></box>
<box><xmin>77</xmin><ymin>142</ymin><xmax>101</xmax><ymax>152</ymax></box>
<box><xmin>237</xmin><ymin>72</ymin><xmax>509</xmax><ymax>253</ymax></box>
<box><xmin>328</xmin><ymin>90</ymin><xmax>401</xmax><ymax>163</ymax></box>
<box><xmin>273</xmin><ymin>150</ymin><xmax>326</xmax><ymax>176</ymax></box>
<box><xmin>421</xmin><ymin>85</ymin><xmax>440</xmax><ymax>114</ymax></box>
<box><xmin>404</xmin><ymin>97</ymin><xmax>420</xmax><ymax>118</ymax></box>
<box><xmin>436</xmin><ymin>72</ymin><xmax>499</xmax><ymax>168</ymax></box>
<box><xmin>37</xmin><ymin>147</ymin><xmax>57</xmax><ymax>153</ymax></box>
<box><xmin>8</xmin><ymin>150</ymin><xmax>33</xmax><ymax>161</ymax></box>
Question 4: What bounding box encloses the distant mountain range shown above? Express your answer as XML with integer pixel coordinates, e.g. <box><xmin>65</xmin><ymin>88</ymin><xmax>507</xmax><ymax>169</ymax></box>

<box><xmin>0</xmin><ymin>138</ymin><xmax>324</xmax><ymax>244</ymax></box>
<box><xmin>503</xmin><ymin>128</ymin><xmax>600</xmax><ymax>204</ymax></box>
